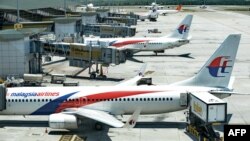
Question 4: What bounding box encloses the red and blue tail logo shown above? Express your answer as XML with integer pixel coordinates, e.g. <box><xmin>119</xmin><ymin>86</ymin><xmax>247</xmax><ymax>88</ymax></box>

<box><xmin>207</xmin><ymin>56</ymin><xmax>232</xmax><ymax>77</ymax></box>
<box><xmin>178</xmin><ymin>24</ymin><xmax>189</xmax><ymax>34</ymax></box>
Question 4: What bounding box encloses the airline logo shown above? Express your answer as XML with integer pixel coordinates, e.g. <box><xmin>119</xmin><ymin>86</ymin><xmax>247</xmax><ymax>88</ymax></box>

<box><xmin>178</xmin><ymin>24</ymin><xmax>189</xmax><ymax>34</ymax></box>
<box><xmin>9</xmin><ymin>92</ymin><xmax>59</xmax><ymax>98</ymax></box>
<box><xmin>207</xmin><ymin>56</ymin><xmax>232</xmax><ymax>77</ymax></box>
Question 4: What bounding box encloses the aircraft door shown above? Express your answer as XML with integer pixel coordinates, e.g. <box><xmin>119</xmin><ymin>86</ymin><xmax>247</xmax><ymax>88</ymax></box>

<box><xmin>180</xmin><ymin>93</ymin><xmax>188</xmax><ymax>107</ymax></box>
<box><xmin>0</xmin><ymin>85</ymin><xmax>6</xmax><ymax>111</ymax></box>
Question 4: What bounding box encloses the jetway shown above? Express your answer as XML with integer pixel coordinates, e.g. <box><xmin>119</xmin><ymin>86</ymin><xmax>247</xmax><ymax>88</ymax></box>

<box><xmin>41</xmin><ymin>41</ymin><xmax>126</xmax><ymax>78</ymax></box>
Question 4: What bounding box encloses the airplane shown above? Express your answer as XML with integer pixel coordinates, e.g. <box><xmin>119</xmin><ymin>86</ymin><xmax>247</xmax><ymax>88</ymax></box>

<box><xmin>0</xmin><ymin>34</ymin><xmax>241</xmax><ymax>130</ymax></box>
<box><xmin>157</xmin><ymin>5</ymin><xmax>182</xmax><ymax>16</ymax></box>
<box><xmin>144</xmin><ymin>2</ymin><xmax>164</xmax><ymax>10</ymax></box>
<box><xmin>84</xmin><ymin>15</ymin><xmax>193</xmax><ymax>56</ymax></box>
<box><xmin>75</xmin><ymin>3</ymin><xmax>100</xmax><ymax>12</ymax></box>
<box><xmin>138</xmin><ymin>8</ymin><xmax>159</xmax><ymax>21</ymax></box>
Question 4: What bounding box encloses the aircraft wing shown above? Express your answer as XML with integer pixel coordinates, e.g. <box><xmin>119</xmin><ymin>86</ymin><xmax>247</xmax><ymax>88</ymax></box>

<box><xmin>76</xmin><ymin>108</ymin><xmax>124</xmax><ymax>128</ymax></box>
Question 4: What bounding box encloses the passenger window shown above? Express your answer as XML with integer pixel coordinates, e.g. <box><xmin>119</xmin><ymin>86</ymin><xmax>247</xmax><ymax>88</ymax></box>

<box><xmin>26</xmin><ymin>99</ymin><xmax>28</xmax><ymax>102</ymax></box>
<box><xmin>159</xmin><ymin>98</ymin><xmax>161</xmax><ymax>101</ymax></box>
<box><xmin>127</xmin><ymin>98</ymin><xmax>130</xmax><ymax>101</ymax></box>
<box><xmin>140</xmin><ymin>98</ymin><xmax>142</xmax><ymax>101</ymax></box>
<box><xmin>167</xmin><ymin>98</ymin><xmax>169</xmax><ymax>101</ymax></box>
<box><xmin>136</xmin><ymin>98</ymin><xmax>138</xmax><ymax>101</ymax></box>
<box><xmin>12</xmin><ymin>99</ymin><xmax>14</xmax><ymax>102</ymax></box>
<box><xmin>144</xmin><ymin>98</ymin><xmax>146</xmax><ymax>101</ymax></box>
<box><xmin>131</xmin><ymin>98</ymin><xmax>134</xmax><ymax>101</ymax></box>
<box><xmin>42</xmin><ymin>99</ymin><xmax>44</xmax><ymax>102</ymax></box>
<box><xmin>170</xmin><ymin>98</ymin><xmax>173</xmax><ymax>101</ymax></box>
<box><xmin>151</xmin><ymin>98</ymin><xmax>154</xmax><ymax>101</ymax></box>
<box><xmin>30</xmin><ymin>99</ymin><xmax>32</xmax><ymax>102</ymax></box>
<box><xmin>38</xmin><ymin>99</ymin><xmax>40</xmax><ymax>102</ymax></box>
<box><xmin>163</xmin><ymin>98</ymin><xmax>165</xmax><ymax>101</ymax></box>
<box><xmin>155</xmin><ymin>98</ymin><xmax>157</xmax><ymax>101</ymax></box>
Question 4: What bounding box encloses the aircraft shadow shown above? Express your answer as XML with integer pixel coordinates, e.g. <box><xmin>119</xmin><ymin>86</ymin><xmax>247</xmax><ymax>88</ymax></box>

<box><xmin>0</xmin><ymin>120</ymin><xmax>48</xmax><ymax>127</ymax></box>
<box><xmin>133</xmin><ymin>53</ymin><xmax>194</xmax><ymax>59</ymax></box>
<box><xmin>128</xmin><ymin>53</ymin><xmax>195</xmax><ymax>63</ymax></box>
<box><xmin>68</xmin><ymin>75</ymin><xmax>124</xmax><ymax>82</ymax></box>
<box><xmin>134</xmin><ymin>121</ymin><xmax>187</xmax><ymax>129</ymax></box>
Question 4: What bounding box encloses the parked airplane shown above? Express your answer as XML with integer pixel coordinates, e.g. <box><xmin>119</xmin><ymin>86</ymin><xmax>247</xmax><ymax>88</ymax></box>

<box><xmin>85</xmin><ymin>15</ymin><xmax>193</xmax><ymax>56</ymax></box>
<box><xmin>157</xmin><ymin>5</ymin><xmax>182</xmax><ymax>16</ymax></box>
<box><xmin>144</xmin><ymin>2</ymin><xmax>164</xmax><ymax>10</ymax></box>
<box><xmin>138</xmin><ymin>9</ymin><xmax>159</xmax><ymax>21</ymax></box>
<box><xmin>75</xmin><ymin>3</ymin><xmax>99</xmax><ymax>12</ymax></box>
<box><xmin>0</xmin><ymin>34</ymin><xmax>241</xmax><ymax>130</ymax></box>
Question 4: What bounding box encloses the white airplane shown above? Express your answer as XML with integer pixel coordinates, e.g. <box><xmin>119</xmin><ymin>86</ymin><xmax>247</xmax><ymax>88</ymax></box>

<box><xmin>144</xmin><ymin>2</ymin><xmax>164</xmax><ymax>10</ymax></box>
<box><xmin>138</xmin><ymin>9</ymin><xmax>159</xmax><ymax>21</ymax></box>
<box><xmin>0</xmin><ymin>34</ymin><xmax>241</xmax><ymax>130</ymax></box>
<box><xmin>85</xmin><ymin>15</ymin><xmax>193</xmax><ymax>56</ymax></box>
<box><xmin>75</xmin><ymin>3</ymin><xmax>100</xmax><ymax>12</ymax></box>
<box><xmin>157</xmin><ymin>5</ymin><xmax>182</xmax><ymax>16</ymax></box>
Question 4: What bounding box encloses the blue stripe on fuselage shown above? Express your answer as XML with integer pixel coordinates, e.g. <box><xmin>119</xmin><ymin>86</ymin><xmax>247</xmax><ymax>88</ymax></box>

<box><xmin>31</xmin><ymin>91</ymin><xmax>79</xmax><ymax>115</ymax></box>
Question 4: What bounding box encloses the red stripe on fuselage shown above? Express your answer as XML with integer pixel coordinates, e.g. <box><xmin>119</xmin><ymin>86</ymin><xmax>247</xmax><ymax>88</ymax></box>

<box><xmin>112</xmin><ymin>39</ymin><xmax>150</xmax><ymax>47</ymax></box>
<box><xmin>55</xmin><ymin>90</ymin><xmax>160</xmax><ymax>113</ymax></box>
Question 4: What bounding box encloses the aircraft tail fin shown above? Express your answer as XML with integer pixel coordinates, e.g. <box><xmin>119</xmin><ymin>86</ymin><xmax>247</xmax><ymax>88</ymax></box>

<box><xmin>169</xmin><ymin>14</ymin><xmax>193</xmax><ymax>39</ymax></box>
<box><xmin>171</xmin><ymin>34</ymin><xmax>241</xmax><ymax>89</ymax></box>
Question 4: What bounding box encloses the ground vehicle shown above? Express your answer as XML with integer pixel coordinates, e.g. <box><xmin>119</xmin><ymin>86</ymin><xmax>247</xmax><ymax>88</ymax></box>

<box><xmin>51</xmin><ymin>74</ymin><xmax>66</xmax><ymax>84</ymax></box>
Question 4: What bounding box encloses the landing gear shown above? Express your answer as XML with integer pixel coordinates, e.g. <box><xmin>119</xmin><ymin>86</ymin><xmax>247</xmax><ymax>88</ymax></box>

<box><xmin>153</xmin><ymin>50</ymin><xmax>164</xmax><ymax>55</ymax></box>
<box><xmin>94</xmin><ymin>122</ymin><xmax>103</xmax><ymax>131</ymax></box>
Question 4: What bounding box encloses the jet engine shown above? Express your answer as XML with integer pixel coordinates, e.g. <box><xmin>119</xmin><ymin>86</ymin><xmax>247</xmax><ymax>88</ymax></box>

<box><xmin>49</xmin><ymin>113</ymin><xmax>78</xmax><ymax>129</ymax></box>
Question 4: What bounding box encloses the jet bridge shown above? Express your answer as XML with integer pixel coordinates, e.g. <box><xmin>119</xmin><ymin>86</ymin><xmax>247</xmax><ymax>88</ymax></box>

<box><xmin>0</xmin><ymin>84</ymin><xmax>6</xmax><ymax>111</ymax></box>
<box><xmin>186</xmin><ymin>92</ymin><xmax>226</xmax><ymax>141</ymax></box>
<box><xmin>41</xmin><ymin>42</ymin><xmax>126</xmax><ymax>78</ymax></box>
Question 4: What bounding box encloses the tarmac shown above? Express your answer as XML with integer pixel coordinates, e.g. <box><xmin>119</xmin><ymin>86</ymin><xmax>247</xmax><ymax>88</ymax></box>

<box><xmin>0</xmin><ymin>5</ymin><xmax>250</xmax><ymax>141</ymax></box>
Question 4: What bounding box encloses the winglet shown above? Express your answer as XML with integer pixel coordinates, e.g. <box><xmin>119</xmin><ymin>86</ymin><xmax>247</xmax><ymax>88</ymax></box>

<box><xmin>116</xmin><ymin>64</ymin><xmax>147</xmax><ymax>86</ymax></box>
<box><xmin>124</xmin><ymin>108</ymin><xmax>141</xmax><ymax>128</ymax></box>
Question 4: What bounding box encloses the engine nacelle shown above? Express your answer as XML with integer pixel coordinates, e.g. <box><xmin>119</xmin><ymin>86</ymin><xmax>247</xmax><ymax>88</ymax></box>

<box><xmin>49</xmin><ymin>113</ymin><xmax>78</xmax><ymax>129</ymax></box>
